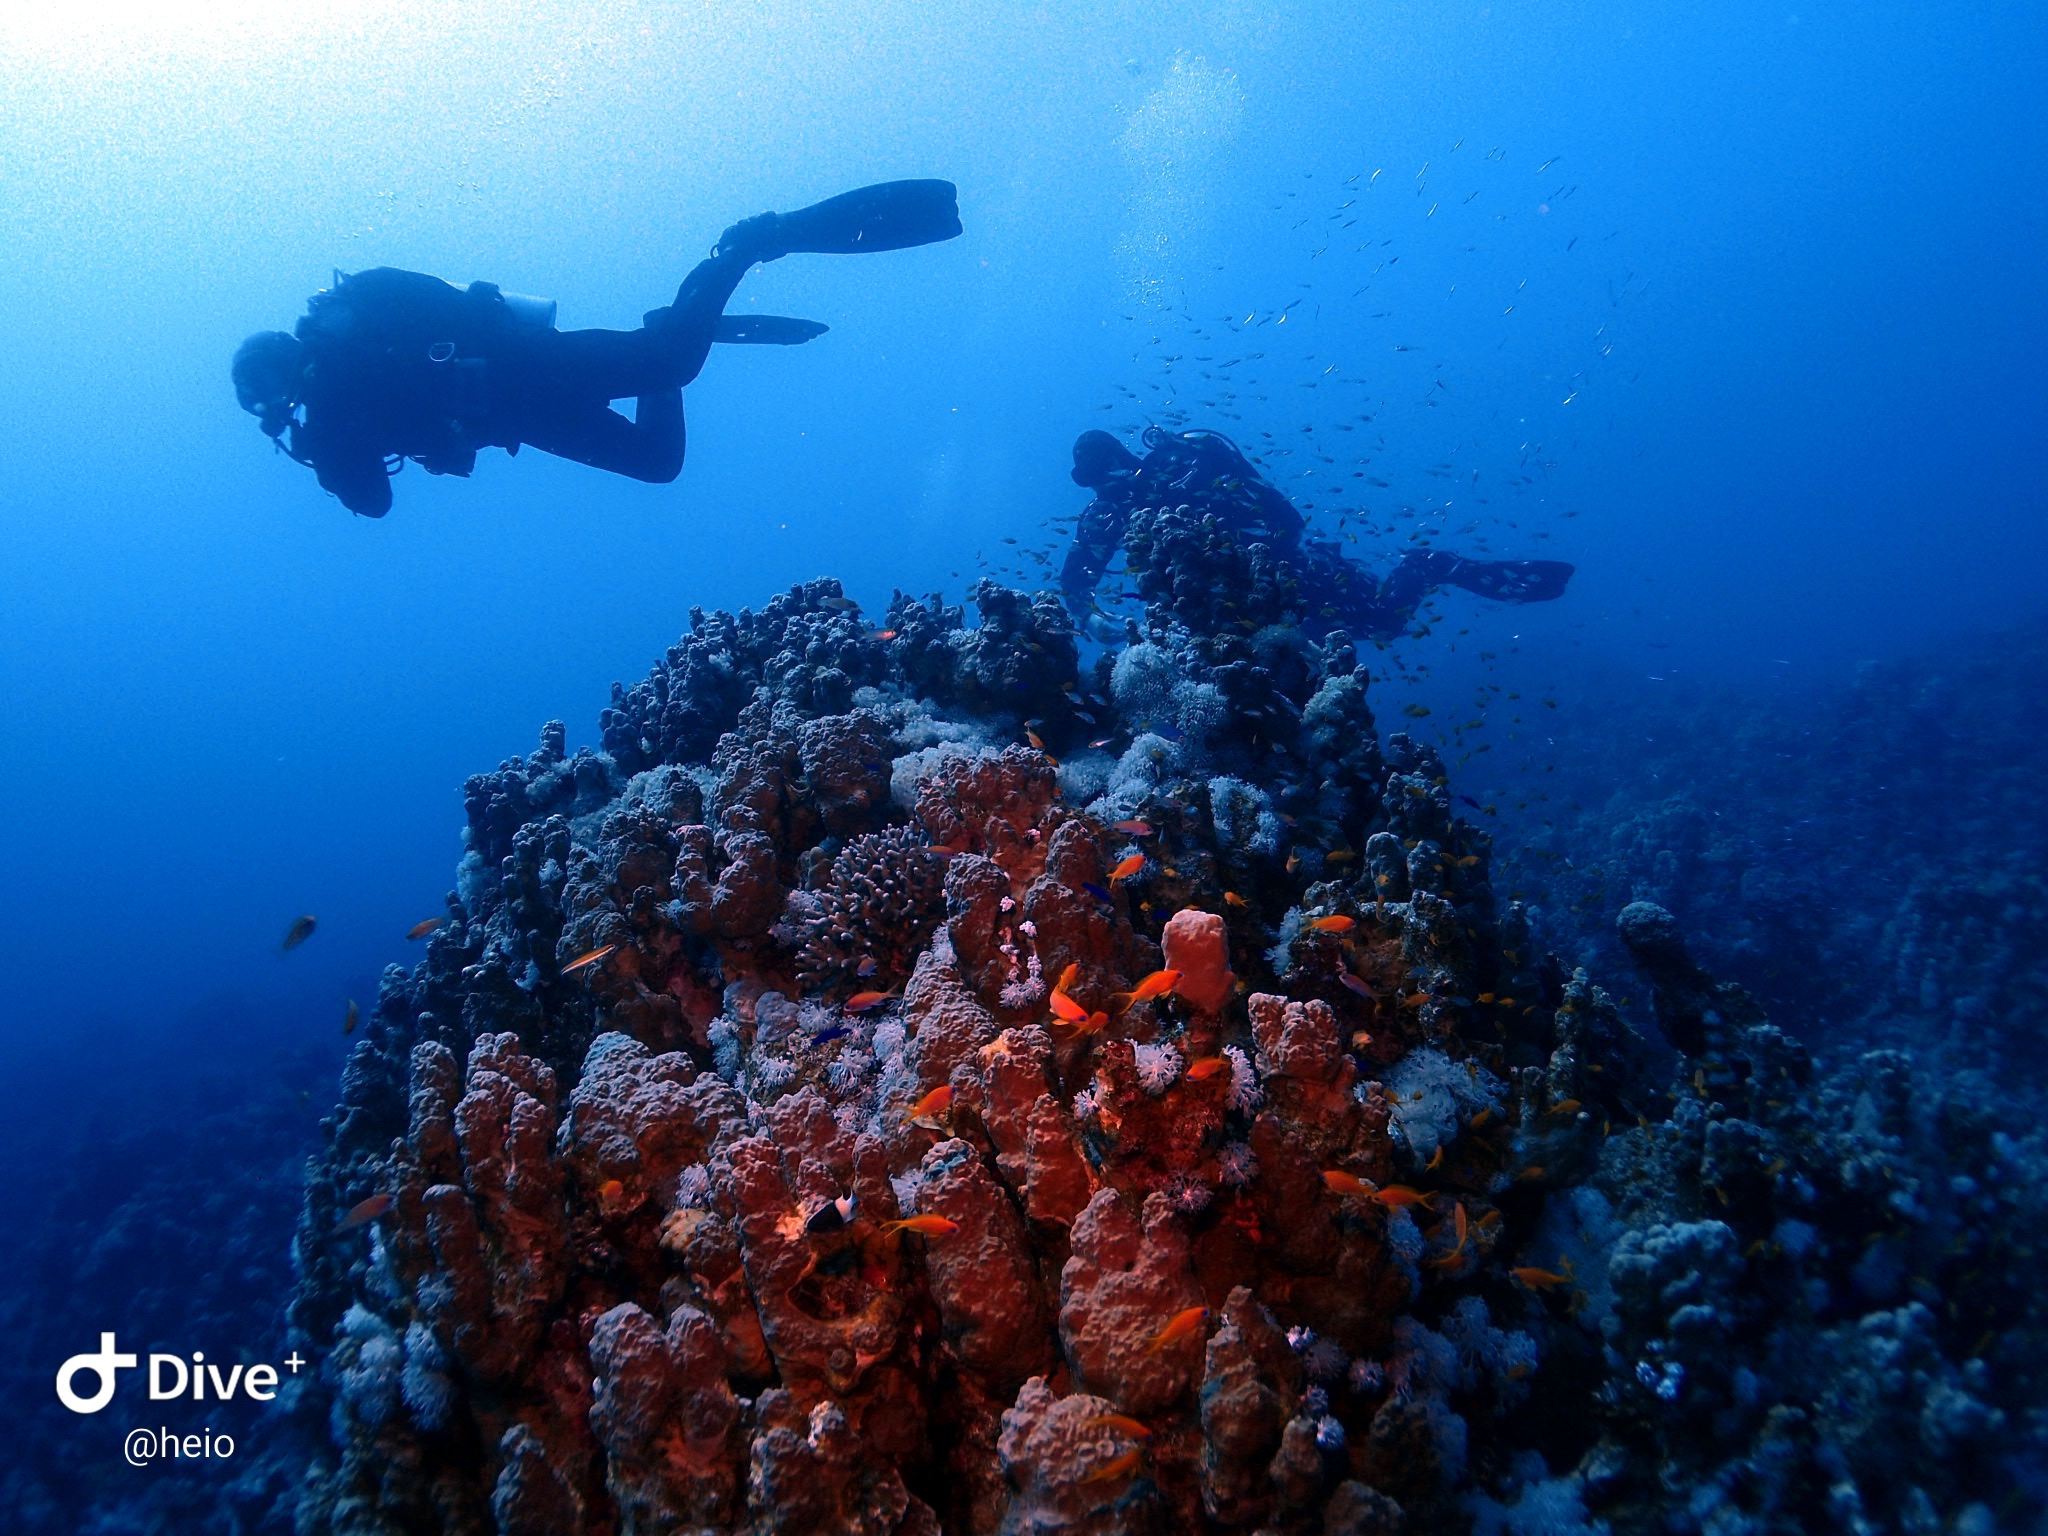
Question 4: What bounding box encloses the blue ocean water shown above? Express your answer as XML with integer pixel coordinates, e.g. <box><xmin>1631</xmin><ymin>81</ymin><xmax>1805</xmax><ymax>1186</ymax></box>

<box><xmin>1</xmin><ymin>2</ymin><xmax>2042</xmax><ymax>1529</ymax></box>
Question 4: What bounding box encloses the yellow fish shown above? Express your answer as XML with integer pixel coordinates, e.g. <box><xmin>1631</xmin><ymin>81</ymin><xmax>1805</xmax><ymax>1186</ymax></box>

<box><xmin>1114</xmin><ymin>969</ymin><xmax>1182</xmax><ymax>1012</ymax></box>
<box><xmin>1082</xmin><ymin>1446</ymin><xmax>1145</xmax><ymax>1483</ymax></box>
<box><xmin>1087</xmin><ymin>1413</ymin><xmax>1154</xmax><ymax>1441</ymax></box>
<box><xmin>1048</xmin><ymin>990</ymin><xmax>1091</xmax><ymax>1024</ymax></box>
<box><xmin>881</xmin><ymin>1214</ymin><xmax>960</xmax><ymax>1237</ymax></box>
<box><xmin>1145</xmin><ymin>1305</ymin><xmax>1209</xmax><ymax>1354</ymax></box>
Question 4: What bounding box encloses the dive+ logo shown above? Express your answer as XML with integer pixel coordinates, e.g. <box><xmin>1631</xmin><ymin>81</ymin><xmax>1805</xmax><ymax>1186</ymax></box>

<box><xmin>55</xmin><ymin>1333</ymin><xmax>302</xmax><ymax>1413</ymax></box>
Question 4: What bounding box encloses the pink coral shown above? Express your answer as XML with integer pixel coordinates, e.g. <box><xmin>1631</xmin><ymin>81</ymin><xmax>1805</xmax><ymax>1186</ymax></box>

<box><xmin>1057</xmin><ymin>1189</ymin><xmax>1207</xmax><ymax>1415</ymax></box>
<box><xmin>1162</xmin><ymin>905</ymin><xmax>1237</xmax><ymax>1013</ymax></box>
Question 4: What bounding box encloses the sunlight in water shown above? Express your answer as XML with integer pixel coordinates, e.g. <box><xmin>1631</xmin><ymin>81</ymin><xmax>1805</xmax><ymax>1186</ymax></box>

<box><xmin>0</xmin><ymin>0</ymin><xmax>400</xmax><ymax>63</ymax></box>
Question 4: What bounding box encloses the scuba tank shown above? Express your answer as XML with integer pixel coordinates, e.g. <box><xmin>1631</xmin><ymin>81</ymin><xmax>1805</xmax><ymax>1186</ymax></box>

<box><xmin>493</xmin><ymin>289</ymin><xmax>557</xmax><ymax>329</ymax></box>
<box><xmin>310</xmin><ymin>271</ymin><xmax>557</xmax><ymax>344</ymax></box>
<box><xmin>460</xmin><ymin>279</ymin><xmax>555</xmax><ymax>330</ymax></box>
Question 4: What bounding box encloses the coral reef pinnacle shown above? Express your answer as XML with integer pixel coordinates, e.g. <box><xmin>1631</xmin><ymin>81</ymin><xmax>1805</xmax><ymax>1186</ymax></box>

<box><xmin>286</xmin><ymin>542</ymin><xmax>2046</xmax><ymax>1533</ymax></box>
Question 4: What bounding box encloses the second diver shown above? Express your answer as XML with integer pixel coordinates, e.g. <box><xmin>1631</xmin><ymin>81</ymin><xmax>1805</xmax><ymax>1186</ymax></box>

<box><xmin>1061</xmin><ymin>426</ymin><xmax>1574</xmax><ymax>641</ymax></box>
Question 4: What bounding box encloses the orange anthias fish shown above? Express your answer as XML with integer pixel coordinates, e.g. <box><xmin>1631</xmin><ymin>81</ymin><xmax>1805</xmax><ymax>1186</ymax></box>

<box><xmin>905</xmin><ymin>1085</ymin><xmax>954</xmax><ymax>1122</ymax></box>
<box><xmin>1087</xmin><ymin>1413</ymin><xmax>1154</xmax><ymax>1441</ymax></box>
<box><xmin>1322</xmin><ymin>1169</ymin><xmax>1373</xmax><ymax>1196</ymax></box>
<box><xmin>405</xmin><ymin>917</ymin><xmax>443</xmax><ymax>941</ymax></box>
<box><xmin>1056</xmin><ymin>962</ymin><xmax>1081</xmax><ymax>993</ymax></box>
<box><xmin>1116</xmin><ymin>969</ymin><xmax>1183</xmax><ymax>1010</ymax></box>
<box><xmin>280</xmin><ymin>915</ymin><xmax>317</xmax><ymax>951</ymax></box>
<box><xmin>1338</xmin><ymin>970</ymin><xmax>1375</xmax><ymax>1000</ymax></box>
<box><xmin>1185</xmin><ymin>1056</ymin><xmax>1231</xmax><ymax>1082</ymax></box>
<box><xmin>1224</xmin><ymin>891</ymin><xmax>1249</xmax><ymax>908</ymax></box>
<box><xmin>1082</xmin><ymin>1446</ymin><xmax>1145</xmax><ymax>1484</ymax></box>
<box><xmin>1048</xmin><ymin>989</ymin><xmax>1091</xmax><ymax>1024</ymax></box>
<box><xmin>1511</xmin><ymin>1265</ymin><xmax>1571</xmax><ymax>1290</ymax></box>
<box><xmin>844</xmin><ymin>989</ymin><xmax>894</xmax><ymax>1013</ymax></box>
<box><xmin>1146</xmin><ymin>1305</ymin><xmax>1209</xmax><ymax>1354</ymax></box>
<box><xmin>1370</xmin><ymin>1185</ymin><xmax>1439</xmax><ymax>1210</ymax></box>
<box><xmin>1113</xmin><ymin>820</ymin><xmax>1154</xmax><ymax>836</ymax></box>
<box><xmin>1309</xmin><ymin>914</ymin><xmax>1356</xmax><ymax>932</ymax></box>
<box><xmin>1026</xmin><ymin>728</ymin><xmax>1047</xmax><ymax>750</ymax></box>
<box><xmin>1427</xmin><ymin>1203</ymin><xmax>1470</xmax><ymax>1268</ymax></box>
<box><xmin>335</xmin><ymin>1193</ymin><xmax>394</xmax><ymax>1231</ymax></box>
<box><xmin>1108</xmin><ymin>853</ymin><xmax>1146</xmax><ymax>885</ymax></box>
<box><xmin>882</xmin><ymin>1214</ymin><xmax>960</xmax><ymax>1237</ymax></box>
<box><xmin>562</xmin><ymin>944</ymin><xmax>617</xmax><ymax>975</ymax></box>
<box><xmin>342</xmin><ymin>998</ymin><xmax>359</xmax><ymax>1036</ymax></box>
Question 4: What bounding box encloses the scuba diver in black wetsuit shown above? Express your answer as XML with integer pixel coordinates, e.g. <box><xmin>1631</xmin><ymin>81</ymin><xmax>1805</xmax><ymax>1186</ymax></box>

<box><xmin>1060</xmin><ymin>426</ymin><xmax>1574</xmax><ymax>639</ymax></box>
<box><xmin>230</xmin><ymin>181</ymin><xmax>962</xmax><ymax>517</ymax></box>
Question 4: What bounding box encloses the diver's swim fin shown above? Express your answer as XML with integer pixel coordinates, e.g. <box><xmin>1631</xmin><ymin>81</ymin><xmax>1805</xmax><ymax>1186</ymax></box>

<box><xmin>1450</xmin><ymin>559</ymin><xmax>1575</xmax><ymax>603</ymax></box>
<box><xmin>714</xmin><ymin>315</ymin><xmax>829</xmax><ymax>345</ymax></box>
<box><xmin>772</xmin><ymin>180</ymin><xmax>962</xmax><ymax>255</ymax></box>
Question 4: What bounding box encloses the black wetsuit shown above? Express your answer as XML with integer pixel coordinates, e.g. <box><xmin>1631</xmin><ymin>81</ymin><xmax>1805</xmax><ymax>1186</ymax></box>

<box><xmin>1060</xmin><ymin>427</ymin><xmax>1306</xmax><ymax>599</ymax></box>
<box><xmin>1061</xmin><ymin>426</ymin><xmax>1573</xmax><ymax>640</ymax></box>
<box><xmin>285</xmin><ymin>249</ymin><xmax>752</xmax><ymax>517</ymax></box>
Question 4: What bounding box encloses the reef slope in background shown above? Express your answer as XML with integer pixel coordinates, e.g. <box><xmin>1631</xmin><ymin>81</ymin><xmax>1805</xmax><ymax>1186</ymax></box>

<box><xmin>274</xmin><ymin>528</ymin><xmax>2044</xmax><ymax>1535</ymax></box>
<box><xmin>1496</xmin><ymin>629</ymin><xmax>2048</xmax><ymax>1094</ymax></box>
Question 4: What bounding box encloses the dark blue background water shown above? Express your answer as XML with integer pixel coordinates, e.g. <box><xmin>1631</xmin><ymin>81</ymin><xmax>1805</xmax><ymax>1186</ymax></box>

<box><xmin>0</xmin><ymin>0</ymin><xmax>2041</xmax><ymax>1510</ymax></box>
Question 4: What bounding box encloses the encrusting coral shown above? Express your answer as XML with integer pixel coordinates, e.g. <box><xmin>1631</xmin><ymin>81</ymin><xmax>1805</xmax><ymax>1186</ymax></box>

<box><xmin>284</xmin><ymin>481</ymin><xmax>2046</xmax><ymax>1534</ymax></box>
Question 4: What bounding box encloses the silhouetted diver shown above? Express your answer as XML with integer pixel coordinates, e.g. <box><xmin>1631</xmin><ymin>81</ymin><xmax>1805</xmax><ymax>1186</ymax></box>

<box><xmin>231</xmin><ymin>181</ymin><xmax>962</xmax><ymax>517</ymax></box>
<box><xmin>1061</xmin><ymin>426</ymin><xmax>1574</xmax><ymax>639</ymax></box>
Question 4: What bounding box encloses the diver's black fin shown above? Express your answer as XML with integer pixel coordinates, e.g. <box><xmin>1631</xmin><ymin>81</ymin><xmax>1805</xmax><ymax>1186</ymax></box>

<box><xmin>774</xmin><ymin>180</ymin><xmax>962</xmax><ymax>255</ymax></box>
<box><xmin>1450</xmin><ymin>559</ymin><xmax>1575</xmax><ymax>603</ymax></box>
<box><xmin>713</xmin><ymin>315</ymin><xmax>829</xmax><ymax>345</ymax></box>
